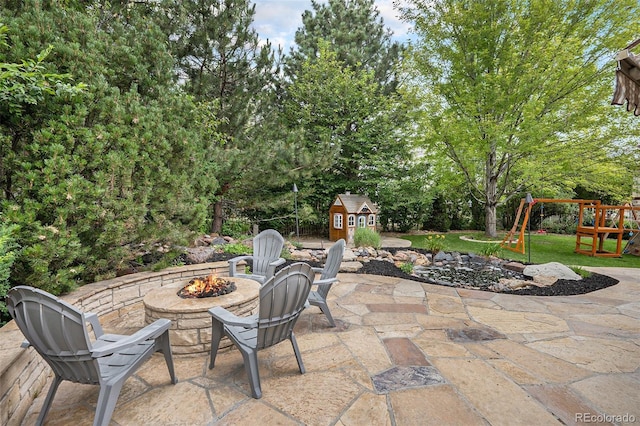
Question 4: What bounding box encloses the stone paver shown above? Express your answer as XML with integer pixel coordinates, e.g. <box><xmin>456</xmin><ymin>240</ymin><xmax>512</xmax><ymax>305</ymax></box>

<box><xmin>525</xmin><ymin>384</ymin><xmax>614</xmax><ymax>426</ymax></box>
<box><xmin>432</xmin><ymin>358</ymin><xmax>561</xmax><ymax>425</ymax></box>
<box><xmin>18</xmin><ymin>267</ymin><xmax>640</xmax><ymax>426</ymax></box>
<box><xmin>339</xmin><ymin>392</ymin><xmax>391</xmax><ymax>425</ymax></box>
<box><xmin>382</xmin><ymin>337</ymin><xmax>430</xmax><ymax>366</ymax></box>
<box><xmin>389</xmin><ymin>385</ymin><xmax>486</xmax><ymax>425</ymax></box>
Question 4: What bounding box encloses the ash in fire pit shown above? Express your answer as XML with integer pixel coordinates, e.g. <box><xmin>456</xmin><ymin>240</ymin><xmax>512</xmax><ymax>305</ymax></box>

<box><xmin>177</xmin><ymin>275</ymin><xmax>237</xmax><ymax>299</ymax></box>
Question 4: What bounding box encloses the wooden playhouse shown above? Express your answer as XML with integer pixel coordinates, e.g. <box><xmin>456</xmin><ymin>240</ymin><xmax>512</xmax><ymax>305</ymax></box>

<box><xmin>329</xmin><ymin>193</ymin><xmax>378</xmax><ymax>243</ymax></box>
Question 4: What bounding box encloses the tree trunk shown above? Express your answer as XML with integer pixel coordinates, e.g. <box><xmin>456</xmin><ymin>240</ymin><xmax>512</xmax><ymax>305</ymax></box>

<box><xmin>211</xmin><ymin>200</ymin><xmax>224</xmax><ymax>234</ymax></box>
<box><xmin>484</xmin><ymin>148</ymin><xmax>498</xmax><ymax>237</ymax></box>
<box><xmin>485</xmin><ymin>203</ymin><xmax>498</xmax><ymax>238</ymax></box>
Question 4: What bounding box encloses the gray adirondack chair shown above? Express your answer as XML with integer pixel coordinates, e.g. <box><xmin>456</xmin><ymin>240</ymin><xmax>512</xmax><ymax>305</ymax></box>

<box><xmin>228</xmin><ymin>229</ymin><xmax>286</xmax><ymax>285</ymax></box>
<box><xmin>6</xmin><ymin>286</ymin><xmax>177</xmax><ymax>426</ymax></box>
<box><xmin>209</xmin><ymin>262</ymin><xmax>314</xmax><ymax>399</ymax></box>
<box><xmin>308</xmin><ymin>239</ymin><xmax>345</xmax><ymax>327</ymax></box>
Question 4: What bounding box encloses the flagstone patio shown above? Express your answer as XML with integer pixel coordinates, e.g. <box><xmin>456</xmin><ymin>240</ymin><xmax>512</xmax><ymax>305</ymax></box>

<box><xmin>7</xmin><ymin>266</ymin><xmax>639</xmax><ymax>425</ymax></box>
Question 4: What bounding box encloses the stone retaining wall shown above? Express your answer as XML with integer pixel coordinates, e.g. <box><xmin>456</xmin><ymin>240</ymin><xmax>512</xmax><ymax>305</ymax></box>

<box><xmin>0</xmin><ymin>262</ymin><xmax>228</xmax><ymax>426</ymax></box>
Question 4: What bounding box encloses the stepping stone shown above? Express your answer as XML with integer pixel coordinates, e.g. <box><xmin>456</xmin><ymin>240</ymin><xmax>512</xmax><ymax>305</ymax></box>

<box><xmin>446</xmin><ymin>327</ymin><xmax>506</xmax><ymax>342</ymax></box>
<box><xmin>372</xmin><ymin>366</ymin><xmax>446</xmax><ymax>393</ymax></box>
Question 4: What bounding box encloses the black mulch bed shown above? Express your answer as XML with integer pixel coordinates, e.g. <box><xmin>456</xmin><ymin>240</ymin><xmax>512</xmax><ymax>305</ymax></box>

<box><xmin>183</xmin><ymin>249</ymin><xmax>620</xmax><ymax>297</ymax></box>
<box><xmin>356</xmin><ymin>257</ymin><xmax>619</xmax><ymax>297</ymax></box>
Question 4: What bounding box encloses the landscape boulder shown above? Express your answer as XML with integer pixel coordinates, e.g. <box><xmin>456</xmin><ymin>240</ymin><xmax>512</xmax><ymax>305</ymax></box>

<box><xmin>523</xmin><ymin>262</ymin><xmax>582</xmax><ymax>281</ymax></box>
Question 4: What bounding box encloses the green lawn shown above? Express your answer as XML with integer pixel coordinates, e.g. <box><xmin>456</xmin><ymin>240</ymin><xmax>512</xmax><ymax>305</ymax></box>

<box><xmin>402</xmin><ymin>232</ymin><xmax>640</xmax><ymax>268</ymax></box>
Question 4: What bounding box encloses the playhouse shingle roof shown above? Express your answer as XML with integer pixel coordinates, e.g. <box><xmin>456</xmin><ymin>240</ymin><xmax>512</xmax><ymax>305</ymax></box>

<box><xmin>335</xmin><ymin>193</ymin><xmax>378</xmax><ymax>214</ymax></box>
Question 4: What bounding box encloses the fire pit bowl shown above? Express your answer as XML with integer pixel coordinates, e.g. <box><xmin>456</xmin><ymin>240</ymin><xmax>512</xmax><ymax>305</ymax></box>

<box><xmin>143</xmin><ymin>277</ymin><xmax>260</xmax><ymax>355</ymax></box>
<box><xmin>177</xmin><ymin>275</ymin><xmax>237</xmax><ymax>299</ymax></box>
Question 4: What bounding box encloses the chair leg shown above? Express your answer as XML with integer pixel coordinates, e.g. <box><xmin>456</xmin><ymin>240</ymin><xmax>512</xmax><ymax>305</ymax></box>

<box><xmin>156</xmin><ymin>331</ymin><xmax>177</xmax><ymax>384</ymax></box>
<box><xmin>318</xmin><ymin>302</ymin><xmax>336</xmax><ymax>327</ymax></box>
<box><xmin>93</xmin><ymin>381</ymin><xmax>124</xmax><ymax>426</ymax></box>
<box><xmin>290</xmin><ymin>332</ymin><xmax>305</xmax><ymax>374</ymax></box>
<box><xmin>240</xmin><ymin>349</ymin><xmax>262</xmax><ymax>399</ymax></box>
<box><xmin>209</xmin><ymin>320</ymin><xmax>224</xmax><ymax>369</ymax></box>
<box><xmin>35</xmin><ymin>374</ymin><xmax>63</xmax><ymax>426</ymax></box>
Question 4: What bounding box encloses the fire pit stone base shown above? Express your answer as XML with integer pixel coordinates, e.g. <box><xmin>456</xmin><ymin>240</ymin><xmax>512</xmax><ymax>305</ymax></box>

<box><xmin>143</xmin><ymin>277</ymin><xmax>260</xmax><ymax>355</ymax></box>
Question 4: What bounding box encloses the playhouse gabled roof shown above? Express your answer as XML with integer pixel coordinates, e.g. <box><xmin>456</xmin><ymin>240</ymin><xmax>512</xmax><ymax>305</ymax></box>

<box><xmin>334</xmin><ymin>193</ymin><xmax>378</xmax><ymax>214</ymax></box>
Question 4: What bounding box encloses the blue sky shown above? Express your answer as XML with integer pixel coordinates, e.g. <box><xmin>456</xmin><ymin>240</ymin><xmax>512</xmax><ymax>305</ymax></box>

<box><xmin>251</xmin><ymin>0</ymin><xmax>414</xmax><ymax>52</ymax></box>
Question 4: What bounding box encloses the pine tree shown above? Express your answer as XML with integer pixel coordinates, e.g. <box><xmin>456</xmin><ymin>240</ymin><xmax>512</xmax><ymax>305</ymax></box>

<box><xmin>161</xmin><ymin>0</ymin><xmax>299</xmax><ymax>233</ymax></box>
<box><xmin>0</xmin><ymin>1</ymin><xmax>217</xmax><ymax>291</ymax></box>
<box><xmin>287</xmin><ymin>0</ymin><xmax>403</xmax><ymax>94</ymax></box>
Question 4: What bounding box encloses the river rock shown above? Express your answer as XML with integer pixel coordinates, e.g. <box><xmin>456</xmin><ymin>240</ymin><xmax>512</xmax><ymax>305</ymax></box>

<box><xmin>532</xmin><ymin>275</ymin><xmax>558</xmax><ymax>287</ymax></box>
<box><xmin>342</xmin><ymin>249</ymin><xmax>358</xmax><ymax>262</ymax></box>
<box><xmin>340</xmin><ymin>261</ymin><xmax>364</xmax><ymax>272</ymax></box>
<box><xmin>290</xmin><ymin>250</ymin><xmax>313</xmax><ymax>261</ymax></box>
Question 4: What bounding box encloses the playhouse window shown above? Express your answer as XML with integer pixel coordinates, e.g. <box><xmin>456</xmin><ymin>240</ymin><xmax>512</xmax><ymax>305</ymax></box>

<box><xmin>358</xmin><ymin>216</ymin><xmax>366</xmax><ymax>228</ymax></box>
<box><xmin>333</xmin><ymin>213</ymin><xmax>343</xmax><ymax>229</ymax></box>
<box><xmin>348</xmin><ymin>215</ymin><xmax>355</xmax><ymax>227</ymax></box>
<box><xmin>368</xmin><ymin>214</ymin><xmax>375</xmax><ymax>226</ymax></box>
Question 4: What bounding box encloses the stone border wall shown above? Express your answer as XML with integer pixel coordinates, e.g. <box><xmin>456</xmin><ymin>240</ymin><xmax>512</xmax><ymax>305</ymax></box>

<box><xmin>0</xmin><ymin>262</ymin><xmax>228</xmax><ymax>426</ymax></box>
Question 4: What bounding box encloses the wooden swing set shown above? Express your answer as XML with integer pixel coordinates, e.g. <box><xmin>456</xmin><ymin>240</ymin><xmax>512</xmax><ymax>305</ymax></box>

<box><xmin>501</xmin><ymin>198</ymin><xmax>640</xmax><ymax>257</ymax></box>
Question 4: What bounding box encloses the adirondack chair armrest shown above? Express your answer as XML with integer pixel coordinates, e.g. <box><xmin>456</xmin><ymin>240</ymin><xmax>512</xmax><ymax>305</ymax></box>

<box><xmin>269</xmin><ymin>258</ymin><xmax>286</xmax><ymax>267</ymax></box>
<box><xmin>209</xmin><ymin>306</ymin><xmax>258</xmax><ymax>328</ymax></box>
<box><xmin>312</xmin><ymin>277</ymin><xmax>338</xmax><ymax>288</ymax></box>
<box><xmin>84</xmin><ymin>312</ymin><xmax>105</xmax><ymax>338</ymax></box>
<box><xmin>228</xmin><ymin>255</ymin><xmax>252</xmax><ymax>276</ymax></box>
<box><xmin>90</xmin><ymin>318</ymin><xmax>171</xmax><ymax>358</ymax></box>
<box><xmin>263</xmin><ymin>258</ymin><xmax>286</xmax><ymax>280</ymax></box>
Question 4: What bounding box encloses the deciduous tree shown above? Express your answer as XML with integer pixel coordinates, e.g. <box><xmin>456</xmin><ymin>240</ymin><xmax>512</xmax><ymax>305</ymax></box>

<box><xmin>284</xmin><ymin>0</ymin><xmax>413</xmax><ymax>216</ymax></box>
<box><xmin>401</xmin><ymin>0</ymin><xmax>640</xmax><ymax>236</ymax></box>
<box><xmin>284</xmin><ymin>42</ymin><xmax>413</xmax><ymax>214</ymax></box>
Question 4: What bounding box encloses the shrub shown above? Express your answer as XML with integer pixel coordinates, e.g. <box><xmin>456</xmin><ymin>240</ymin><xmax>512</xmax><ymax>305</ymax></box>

<box><xmin>424</xmin><ymin>234</ymin><xmax>446</xmax><ymax>253</ymax></box>
<box><xmin>570</xmin><ymin>266</ymin><xmax>591</xmax><ymax>278</ymax></box>
<box><xmin>221</xmin><ymin>242</ymin><xmax>251</xmax><ymax>255</ymax></box>
<box><xmin>221</xmin><ymin>218</ymin><xmax>251</xmax><ymax>238</ymax></box>
<box><xmin>281</xmin><ymin>247</ymin><xmax>292</xmax><ymax>260</ymax></box>
<box><xmin>541</xmin><ymin>215</ymin><xmax>577</xmax><ymax>234</ymax></box>
<box><xmin>422</xmin><ymin>194</ymin><xmax>451</xmax><ymax>232</ymax></box>
<box><xmin>289</xmin><ymin>240</ymin><xmax>303</xmax><ymax>250</ymax></box>
<box><xmin>479</xmin><ymin>243</ymin><xmax>502</xmax><ymax>257</ymax></box>
<box><xmin>399</xmin><ymin>262</ymin><xmax>414</xmax><ymax>274</ymax></box>
<box><xmin>354</xmin><ymin>228</ymin><xmax>381</xmax><ymax>249</ymax></box>
<box><xmin>150</xmin><ymin>249</ymin><xmax>185</xmax><ymax>272</ymax></box>
<box><xmin>0</xmin><ymin>223</ymin><xmax>19</xmax><ymax>326</ymax></box>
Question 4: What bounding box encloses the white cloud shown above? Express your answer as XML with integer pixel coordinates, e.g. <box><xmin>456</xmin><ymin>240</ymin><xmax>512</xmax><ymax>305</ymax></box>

<box><xmin>252</xmin><ymin>0</ymin><xmax>414</xmax><ymax>52</ymax></box>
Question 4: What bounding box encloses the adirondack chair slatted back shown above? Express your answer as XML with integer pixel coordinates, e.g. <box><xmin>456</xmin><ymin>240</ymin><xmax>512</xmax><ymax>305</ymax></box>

<box><xmin>7</xmin><ymin>286</ymin><xmax>101</xmax><ymax>384</ymax></box>
<box><xmin>256</xmin><ymin>263</ymin><xmax>313</xmax><ymax>350</ymax></box>
<box><xmin>251</xmin><ymin>229</ymin><xmax>285</xmax><ymax>276</ymax></box>
<box><xmin>316</xmin><ymin>239</ymin><xmax>345</xmax><ymax>300</ymax></box>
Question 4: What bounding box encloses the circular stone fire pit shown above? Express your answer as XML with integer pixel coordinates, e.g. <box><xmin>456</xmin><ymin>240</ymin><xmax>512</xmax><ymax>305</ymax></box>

<box><xmin>143</xmin><ymin>277</ymin><xmax>260</xmax><ymax>355</ymax></box>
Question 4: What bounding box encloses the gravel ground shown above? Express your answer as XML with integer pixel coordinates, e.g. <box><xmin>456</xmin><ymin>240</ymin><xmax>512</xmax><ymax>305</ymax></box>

<box><xmin>185</xmin><ymin>249</ymin><xmax>619</xmax><ymax>297</ymax></box>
